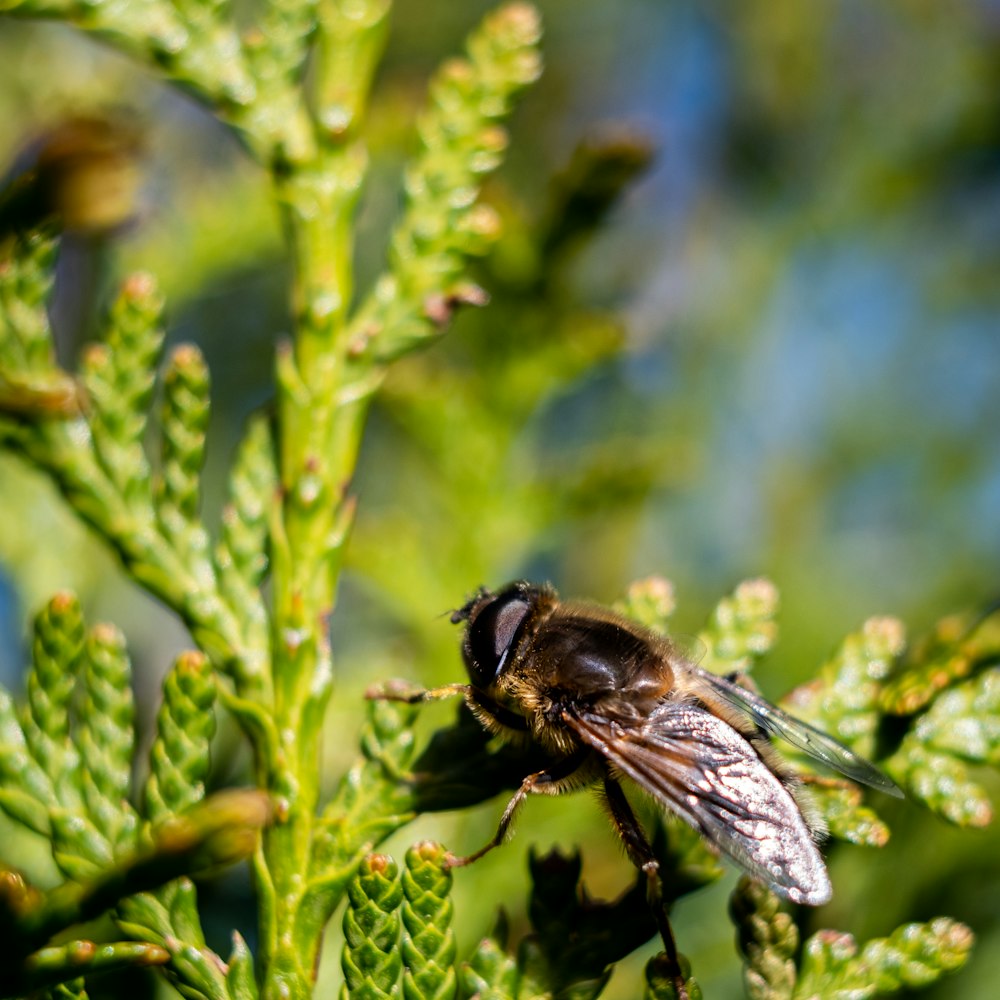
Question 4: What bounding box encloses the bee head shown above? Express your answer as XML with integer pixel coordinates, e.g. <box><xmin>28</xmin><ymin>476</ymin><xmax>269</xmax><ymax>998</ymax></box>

<box><xmin>452</xmin><ymin>581</ymin><xmax>546</xmax><ymax>689</ymax></box>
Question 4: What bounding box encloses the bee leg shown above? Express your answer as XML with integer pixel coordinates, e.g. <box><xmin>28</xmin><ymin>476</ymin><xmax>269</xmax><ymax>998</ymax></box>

<box><xmin>724</xmin><ymin>670</ymin><xmax>762</xmax><ymax>695</ymax></box>
<box><xmin>447</xmin><ymin>755</ymin><xmax>585</xmax><ymax>868</ymax></box>
<box><xmin>364</xmin><ymin>680</ymin><xmax>469</xmax><ymax>703</ymax></box>
<box><xmin>602</xmin><ymin>776</ymin><xmax>689</xmax><ymax>1000</ymax></box>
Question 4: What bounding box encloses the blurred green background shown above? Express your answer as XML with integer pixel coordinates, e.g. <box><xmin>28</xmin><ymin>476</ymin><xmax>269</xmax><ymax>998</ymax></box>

<box><xmin>1</xmin><ymin>1</ymin><xmax>999</xmax><ymax>996</ymax></box>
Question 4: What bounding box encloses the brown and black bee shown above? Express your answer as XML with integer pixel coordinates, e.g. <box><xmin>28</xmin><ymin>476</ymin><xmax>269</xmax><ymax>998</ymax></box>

<box><xmin>377</xmin><ymin>581</ymin><xmax>900</xmax><ymax>962</ymax></box>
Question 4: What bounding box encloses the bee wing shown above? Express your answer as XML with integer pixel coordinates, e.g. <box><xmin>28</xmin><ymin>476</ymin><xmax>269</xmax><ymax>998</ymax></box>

<box><xmin>565</xmin><ymin>701</ymin><xmax>832</xmax><ymax>905</ymax></box>
<box><xmin>691</xmin><ymin>667</ymin><xmax>903</xmax><ymax>798</ymax></box>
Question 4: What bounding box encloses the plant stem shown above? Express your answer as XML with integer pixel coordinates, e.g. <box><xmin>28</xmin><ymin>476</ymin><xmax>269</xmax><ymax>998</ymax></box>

<box><xmin>258</xmin><ymin>5</ymin><xmax>390</xmax><ymax>991</ymax></box>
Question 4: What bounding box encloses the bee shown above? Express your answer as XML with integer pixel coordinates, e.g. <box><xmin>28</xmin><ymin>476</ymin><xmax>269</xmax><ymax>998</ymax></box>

<box><xmin>374</xmin><ymin>581</ymin><xmax>900</xmax><ymax>979</ymax></box>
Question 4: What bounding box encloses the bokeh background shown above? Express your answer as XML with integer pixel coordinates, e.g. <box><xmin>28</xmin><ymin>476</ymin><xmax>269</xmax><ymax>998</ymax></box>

<box><xmin>1</xmin><ymin>1</ymin><xmax>999</xmax><ymax>996</ymax></box>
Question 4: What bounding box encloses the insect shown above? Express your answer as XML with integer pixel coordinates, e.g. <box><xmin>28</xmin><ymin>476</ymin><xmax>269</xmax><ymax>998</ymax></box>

<box><xmin>374</xmin><ymin>581</ymin><xmax>901</xmax><ymax>984</ymax></box>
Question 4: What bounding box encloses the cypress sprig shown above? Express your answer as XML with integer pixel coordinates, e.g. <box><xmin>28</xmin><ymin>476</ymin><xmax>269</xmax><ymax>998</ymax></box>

<box><xmin>23</xmin><ymin>849</ymin><xmax>219</xmax><ymax>950</ymax></box>
<box><xmin>312</xmin><ymin>0</ymin><xmax>391</xmax><ymax>140</ymax></box>
<box><xmin>775</xmin><ymin>615</ymin><xmax>904</xmax><ymax>838</ymax></box>
<box><xmin>167</xmin><ymin>877</ymin><xmax>207</xmax><ymax>946</ymax></box>
<box><xmin>170</xmin><ymin>10</ymin><xmax>257</xmax><ymax>116</ymax></box>
<box><xmin>794</xmin><ymin>930</ymin><xmax>866</xmax><ymax>997</ymax></box>
<box><xmin>731</xmin><ymin>881</ymin><xmax>973</xmax><ymax>998</ymax></box>
<box><xmin>0</xmin><ymin>866</ymin><xmax>41</xmax><ymax>933</ymax></box>
<box><xmin>698</xmin><ymin>577</ymin><xmax>780</xmax><ymax>675</ymax></box>
<box><xmin>458</xmin><ymin>924</ymin><xmax>519</xmax><ymax>1000</ymax></box>
<box><xmin>153</xmin><ymin>789</ymin><xmax>270</xmax><ymax>872</ymax></box>
<box><xmin>226</xmin><ymin>932</ymin><xmax>258</xmax><ymax>1000</ymax></box>
<box><xmin>795</xmin><ymin>918</ymin><xmax>973</xmax><ymax>996</ymax></box>
<box><xmin>144</xmin><ymin>651</ymin><xmax>217</xmax><ymax>823</ymax></box>
<box><xmin>80</xmin><ymin>272</ymin><xmax>165</xmax><ymax>509</ymax></box>
<box><xmin>1</xmin><ymin>262</ymin><xmax>259</xmax><ymax>692</ymax></box>
<box><xmin>655</xmin><ymin>820</ymin><xmax>726</xmax><ymax>904</ymax></box>
<box><xmin>0</xmin><ymin>0</ymin><xmax>256</xmax><ymax>131</ymax></box>
<box><xmin>43</xmin><ymin>977</ymin><xmax>88</xmax><ymax>1000</ymax></box>
<box><xmin>158</xmin><ymin>344</ymin><xmax>211</xmax><ymax>526</ymax></box>
<box><xmin>348</xmin><ymin>2</ymin><xmax>543</xmax><ymax>363</ymax></box>
<box><xmin>644</xmin><ymin>953</ymin><xmax>702</xmax><ymax>1000</ymax></box>
<box><xmin>309</xmin><ymin>699</ymin><xmax>419</xmax><ymax>924</ymax></box>
<box><xmin>321</xmin><ymin>695</ymin><xmax>419</xmax><ymax>835</ymax></box>
<box><xmin>880</xmin><ymin>608</ymin><xmax>1000</xmax><ymax>716</ymax></box>
<box><xmin>0</xmin><ymin>232</ymin><xmax>78</xmax><ymax>417</ymax></box>
<box><xmin>156</xmin><ymin>343</ymin><xmax>215</xmax><ymax>587</ymax></box>
<box><xmin>217</xmin><ymin>415</ymin><xmax>274</xmax><ymax>589</ymax></box>
<box><xmin>0</xmin><ymin>6</ymin><xmax>549</xmax><ymax>1000</ymax></box>
<box><xmin>886</xmin><ymin>668</ymin><xmax>1000</xmax><ymax>826</ymax></box>
<box><xmin>76</xmin><ymin>623</ymin><xmax>138</xmax><ymax>853</ymax></box>
<box><xmin>855</xmin><ymin>917</ymin><xmax>973</xmax><ymax>992</ymax></box>
<box><xmin>214</xmin><ymin>414</ymin><xmax>274</xmax><ymax>664</ymax></box>
<box><xmin>785</xmin><ymin>615</ymin><xmax>906</xmax><ymax>757</ymax></box>
<box><xmin>48</xmin><ymin>810</ymin><xmax>115</xmax><ymax>882</ymax></box>
<box><xmin>615</xmin><ymin>575</ymin><xmax>677</xmax><ymax>631</ymax></box>
<box><xmin>115</xmin><ymin>889</ymin><xmax>173</xmax><ymax>947</ymax></box>
<box><xmin>161</xmin><ymin>935</ymin><xmax>230</xmax><ymax>1000</ymax></box>
<box><xmin>805</xmin><ymin>782</ymin><xmax>889</xmax><ymax>847</ymax></box>
<box><xmin>13</xmin><ymin>940</ymin><xmax>169</xmax><ymax>996</ymax></box>
<box><xmin>340</xmin><ymin>853</ymin><xmax>404</xmax><ymax>1000</ymax></box>
<box><xmin>246</xmin><ymin>0</ymin><xmax>318</xmax><ymax>92</ymax></box>
<box><xmin>359</xmin><ymin>696</ymin><xmax>420</xmax><ymax>778</ymax></box>
<box><xmin>114</xmin><ymin>794</ymin><xmax>268</xmax><ymax>999</ymax></box>
<box><xmin>0</xmin><ymin>687</ymin><xmax>59</xmax><ymax>835</ymax></box>
<box><xmin>23</xmin><ymin>593</ymin><xmax>85</xmax><ymax>809</ymax></box>
<box><xmin>0</xmin><ymin>232</ymin><xmax>56</xmax><ymax>371</ymax></box>
<box><xmin>400</xmin><ymin>842</ymin><xmax>456</xmax><ymax>1000</ymax></box>
<box><xmin>729</xmin><ymin>878</ymin><xmax>798</xmax><ymax>1000</ymax></box>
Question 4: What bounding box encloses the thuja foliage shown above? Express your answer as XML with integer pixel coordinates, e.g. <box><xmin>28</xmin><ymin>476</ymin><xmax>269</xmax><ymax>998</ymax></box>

<box><xmin>0</xmin><ymin>1</ymin><xmax>997</xmax><ymax>999</ymax></box>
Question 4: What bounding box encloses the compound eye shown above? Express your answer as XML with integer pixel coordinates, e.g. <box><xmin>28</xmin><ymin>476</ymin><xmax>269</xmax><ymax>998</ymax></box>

<box><xmin>462</xmin><ymin>589</ymin><xmax>533</xmax><ymax>688</ymax></box>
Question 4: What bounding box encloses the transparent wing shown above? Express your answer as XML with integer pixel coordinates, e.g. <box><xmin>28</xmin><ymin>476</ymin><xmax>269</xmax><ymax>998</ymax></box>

<box><xmin>564</xmin><ymin>701</ymin><xmax>832</xmax><ymax>905</ymax></box>
<box><xmin>691</xmin><ymin>667</ymin><xmax>903</xmax><ymax>798</ymax></box>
